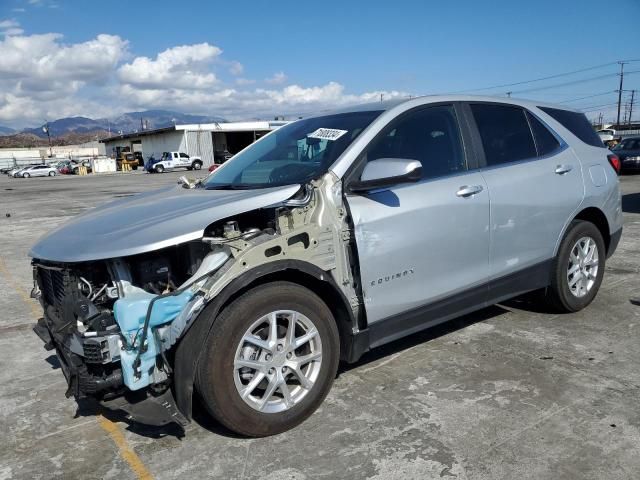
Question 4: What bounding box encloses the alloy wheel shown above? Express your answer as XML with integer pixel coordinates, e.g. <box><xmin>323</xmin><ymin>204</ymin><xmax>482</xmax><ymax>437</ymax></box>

<box><xmin>567</xmin><ymin>236</ymin><xmax>599</xmax><ymax>298</ymax></box>
<box><xmin>233</xmin><ymin>310</ymin><xmax>322</xmax><ymax>413</ymax></box>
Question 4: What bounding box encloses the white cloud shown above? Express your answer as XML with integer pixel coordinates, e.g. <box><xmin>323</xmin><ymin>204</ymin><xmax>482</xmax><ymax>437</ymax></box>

<box><xmin>0</xmin><ymin>19</ymin><xmax>24</xmax><ymax>36</ymax></box>
<box><xmin>0</xmin><ymin>33</ymin><xmax>127</xmax><ymax>82</ymax></box>
<box><xmin>118</xmin><ymin>43</ymin><xmax>221</xmax><ymax>90</ymax></box>
<box><xmin>0</xmin><ymin>32</ymin><xmax>127</xmax><ymax>124</ymax></box>
<box><xmin>228</xmin><ymin>61</ymin><xmax>243</xmax><ymax>76</ymax></box>
<box><xmin>0</xmin><ymin>29</ymin><xmax>407</xmax><ymax>127</ymax></box>
<box><xmin>265</xmin><ymin>71</ymin><xmax>288</xmax><ymax>85</ymax></box>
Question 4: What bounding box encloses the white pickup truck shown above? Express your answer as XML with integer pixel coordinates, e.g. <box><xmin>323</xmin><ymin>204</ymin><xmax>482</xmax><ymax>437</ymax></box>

<box><xmin>149</xmin><ymin>152</ymin><xmax>203</xmax><ymax>173</ymax></box>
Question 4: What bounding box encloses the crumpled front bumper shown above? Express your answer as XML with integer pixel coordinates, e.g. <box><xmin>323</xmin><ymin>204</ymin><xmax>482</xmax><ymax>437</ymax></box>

<box><xmin>33</xmin><ymin>317</ymin><xmax>188</xmax><ymax>428</ymax></box>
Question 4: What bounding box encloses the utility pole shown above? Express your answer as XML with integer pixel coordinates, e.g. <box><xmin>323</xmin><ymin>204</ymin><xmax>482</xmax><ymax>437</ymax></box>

<box><xmin>506</xmin><ymin>91</ymin><xmax>512</xmax><ymax>98</ymax></box>
<box><xmin>616</xmin><ymin>62</ymin><xmax>627</xmax><ymax>127</ymax></box>
<box><xmin>629</xmin><ymin>90</ymin><xmax>636</xmax><ymax>125</ymax></box>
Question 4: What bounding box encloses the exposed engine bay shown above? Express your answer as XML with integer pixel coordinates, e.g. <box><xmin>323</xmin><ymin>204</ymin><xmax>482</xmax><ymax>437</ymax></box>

<box><xmin>31</xmin><ymin>175</ymin><xmax>362</xmax><ymax>427</ymax></box>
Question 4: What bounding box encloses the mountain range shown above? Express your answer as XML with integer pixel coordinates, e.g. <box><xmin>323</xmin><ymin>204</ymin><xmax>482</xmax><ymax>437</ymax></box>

<box><xmin>2</xmin><ymin>110</ymin><xmax>226</xmax><ymax>138</ymax></box>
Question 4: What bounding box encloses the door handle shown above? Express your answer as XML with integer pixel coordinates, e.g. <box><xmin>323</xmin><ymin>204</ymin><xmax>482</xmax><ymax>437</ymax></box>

<box><xmin>456</xmin><ymin>185</ymin><xmax>484</xmax><ymax>197</ymax></box>
<box><xmin>555</xmin><ymin>164</ymin><xmax>573</xmax><ymax>175</ymax></box>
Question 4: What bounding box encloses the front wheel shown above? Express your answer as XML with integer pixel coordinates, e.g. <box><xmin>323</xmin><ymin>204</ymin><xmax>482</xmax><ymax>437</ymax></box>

<box><xmin>155</xmin><ymin>164</ymin><xmax>165</xmax><ymax>173</ymax></box>
<box><xmin>545</xmin><ymin>220</ymin><xmax>606</xmax><ymax>312</ymax></box>
<box><xmin>197</xmin><ymin>282</ymin><xmax>340</xmax><ymax>437</ymax></box>
<box><xmin>23</xmin><ymin>173</ymin><xmax>30</xmax><ymax>178</ymax></box>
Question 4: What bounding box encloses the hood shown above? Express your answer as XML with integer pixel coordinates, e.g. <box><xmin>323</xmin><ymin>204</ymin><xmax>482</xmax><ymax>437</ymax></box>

<box><xmin>30</xmin><ymin>183</ymin><xmax>301</xmax><ymax>262</ymax></box>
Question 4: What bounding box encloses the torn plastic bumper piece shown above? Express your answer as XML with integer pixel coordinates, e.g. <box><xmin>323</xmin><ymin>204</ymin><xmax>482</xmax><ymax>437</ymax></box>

<box><xmin>100</xmin><ymin>388</ymin><xmax>189</xmax><ymax>428</ymax></box>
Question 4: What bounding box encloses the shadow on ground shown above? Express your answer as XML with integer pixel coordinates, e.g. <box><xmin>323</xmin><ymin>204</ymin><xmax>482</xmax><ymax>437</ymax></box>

<box><xmin>67</xmin><ymin>299</ymin><xmax>552</xmax><ymax>440</ymax></box>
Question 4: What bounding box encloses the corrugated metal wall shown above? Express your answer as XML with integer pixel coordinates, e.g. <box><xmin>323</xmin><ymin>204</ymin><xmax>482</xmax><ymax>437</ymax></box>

<box><xmin>185</xmin><ymin>130</ymin><xmax>214</xmax><ymax>166</ymax></box>
<box><xmin>141</xmin><ymin>131</ymin><xmax>184</xmax><ymax>159</ymax></box>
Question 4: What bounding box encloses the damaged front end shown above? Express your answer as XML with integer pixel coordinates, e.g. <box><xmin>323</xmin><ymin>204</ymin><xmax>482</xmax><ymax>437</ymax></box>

<box><xmin>32</xmin><ymin>239</ymin><xmax>228</xmax><ymax>426</ymax></box>
<box><xmin>30</xmin><ymin>175</ymin><xmax>362</xmax><ymax>429</ymax></box>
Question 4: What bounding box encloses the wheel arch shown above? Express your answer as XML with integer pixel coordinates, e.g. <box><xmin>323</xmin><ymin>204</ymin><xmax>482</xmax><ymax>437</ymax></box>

<box><xmin>555</xmin><ymin>206</ymin><xmax>612</xmax><ymax>257</ymax></box>
<box><xmin>172</xmin><ymin>260</ymin><xmax>357</xmax><ymax>420</ymax></box>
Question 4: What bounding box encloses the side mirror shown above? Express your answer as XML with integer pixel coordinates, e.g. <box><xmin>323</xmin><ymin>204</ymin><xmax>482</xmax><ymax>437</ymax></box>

<box><xmin>349</xmin><ymin>158</ymin><xmax>422</xmax><ymax>193</ymax></box>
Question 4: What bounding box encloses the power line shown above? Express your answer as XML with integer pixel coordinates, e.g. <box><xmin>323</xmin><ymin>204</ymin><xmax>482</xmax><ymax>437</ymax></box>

<box><xmin>558</xmin><ymin>91</ymin><xmax>615</xmax><ymax>103</ymax></box>
<box><xmin>579</xmin><ymin>101</ymin><xmax>620</xmax><ymax>111</ymax></box>
<box><xmin>581</xmin><ymin>102</ymin><xmax>619</xmax><ymax>112</ymax></box>
<box><xmin>510</xmin><ymin>72</ymin><xmax>618</xmax><ymax>94</ymax></box>
<box><xmin>513</xmin><ymin>70</ymin><xmax>640</xmax><ymax>95</ymax></box>
<box><xmin>454</xmin><ymin>59</ymin><xmax>640</xmax><ymax>94</ymax></box>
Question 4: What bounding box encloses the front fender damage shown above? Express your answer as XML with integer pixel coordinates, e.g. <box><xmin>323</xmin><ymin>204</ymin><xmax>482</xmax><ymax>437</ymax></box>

<box><xmin>95</xmin><ymin>174</ymin><xmax>362</xmax><ymax>428</ymax></box>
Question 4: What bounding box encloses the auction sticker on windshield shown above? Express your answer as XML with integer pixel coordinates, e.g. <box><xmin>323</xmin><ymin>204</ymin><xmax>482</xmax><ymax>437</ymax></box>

<box><xmin>307</xmin><ymin>128</ymin><xmax>348</xmax><ymax>141</ymax></box>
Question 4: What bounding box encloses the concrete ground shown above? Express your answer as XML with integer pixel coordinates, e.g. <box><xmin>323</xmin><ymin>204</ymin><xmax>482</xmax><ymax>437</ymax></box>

<box><xmin>0</xmin><ymin>170</ymin><xmax>639</xmax><ymax>480</ymax></box>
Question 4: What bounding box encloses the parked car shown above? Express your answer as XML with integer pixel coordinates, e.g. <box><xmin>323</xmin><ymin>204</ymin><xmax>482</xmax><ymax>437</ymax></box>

<box><xmin>611</xmin><ymin>136</ymin><xmax>640</xmax><ymax>173</ymax></box>
<box><xmin>29</xmin><ymin>96</ymin><xmax>622</xmax><ymax>437</ymax></box>
<box><xmin>16</xmin><ymin>165</ymin><xmax>58</xmax><ymax>177</ymax></box>
<box><xmin>55</xmin><ymin>160</ymin><xmax>89</xmax><ymax>175</ymax></box>
<box><xmin>7</xmin><ymin>166</ymin><xmax>24</xmax><ymax>177</ymax></box>
<box><xmin>149</xmin><ymin>151</ymin><xmax>203</xmax><ymax>173</ymax></box>
<box><xmin>208</xmin><ymin>163</ymin><xmax>221</xmax><ymax>173</ymax></box>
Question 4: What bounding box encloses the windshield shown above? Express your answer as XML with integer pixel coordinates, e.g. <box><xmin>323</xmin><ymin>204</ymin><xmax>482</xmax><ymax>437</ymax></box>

<box><xmin>204</xmin><ymin>110</ymin><xmax>382</xmax><ymax>189</ymax></box>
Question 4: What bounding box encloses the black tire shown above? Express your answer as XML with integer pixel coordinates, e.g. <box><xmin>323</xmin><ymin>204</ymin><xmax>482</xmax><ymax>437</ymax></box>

<box><xmin>48</xmin><ymin>171</ymin><xmax>55</xmax><ymax>176</ymax></box>
<box><xmin>192</xmin><ymin>161</ymin><xmax>202</xmax><ymax>170</ymax></box>
<box><xmin>545</xmin><ymin>220</ymin><xmax>606</xmax><ymax>312</ymax></box>
<box><xmin>196</xmin><ymin>281</ymin><xmax>340</xmax><ymax>437</ymax></box>
<box><xmin>155</xmin><ymin>164</ymin><xmax>165</xmax><ymax>173</ymax></box>
<box><xmin>23</xmin><ymin>173</ymin><xmax>30</xmax><ymax>178</ymax></box>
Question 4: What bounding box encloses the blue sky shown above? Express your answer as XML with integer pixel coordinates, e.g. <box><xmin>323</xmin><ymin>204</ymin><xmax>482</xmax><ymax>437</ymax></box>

<box><xmin>0</xmin><ymin>0</ymin><xmax>639</xmax><ymax>127</ymax></box>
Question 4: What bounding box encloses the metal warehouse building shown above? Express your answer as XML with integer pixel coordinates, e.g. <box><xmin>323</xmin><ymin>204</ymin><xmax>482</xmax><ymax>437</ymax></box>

<box><xmin>100</xmin><ymin>120</ymin><xmax>289</xmax><ymax>167</ymax></box>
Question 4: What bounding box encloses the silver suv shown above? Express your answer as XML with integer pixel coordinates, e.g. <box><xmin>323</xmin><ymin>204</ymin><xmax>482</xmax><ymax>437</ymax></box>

<box><xmin>30</xmin><ymin>96</ymin><xmax>622</xmax><ymax>436</ymax></box>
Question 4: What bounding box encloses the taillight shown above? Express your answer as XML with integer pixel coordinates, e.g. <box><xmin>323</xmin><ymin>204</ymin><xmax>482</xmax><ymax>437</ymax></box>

<box><xmin>607</xmin><ymin>154</ymin><xmax>621</xmax><ymax>174</ymax></box>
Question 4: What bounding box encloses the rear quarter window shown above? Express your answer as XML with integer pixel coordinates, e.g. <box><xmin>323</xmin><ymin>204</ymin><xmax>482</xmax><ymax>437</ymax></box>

<box><xmin>470</xmin><ymin>104</ymin><xmax>537</xmax><ymax>166</ymax></box>
<box><xmin>525</xmin><ymin>112</ymin><xmax>561</xmax><ymax>156</ymax></box>
<box><xmin>538</xmin><ymin>107</ymin><xmax>603</xmax><ymax>148</ymax></box>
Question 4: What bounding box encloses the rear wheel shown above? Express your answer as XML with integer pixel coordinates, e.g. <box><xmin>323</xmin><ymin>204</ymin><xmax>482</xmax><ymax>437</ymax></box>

<box><xmin>192</xmin><ymin>161</ymin><xmax>202</xmax><ymax>170</ymax></box>
<box><xmin>155</xmin><ymin>164</ymin><xmax>165</xmax><ymax>173</ymax></box>
<box><xmin>197</xmin><ymin>282</ymin><xmax>339</xmax><ymax>437</ymax></box>
<box><xmin>545</xmin><ymin>220</ymin><xmax>605</xmax><ymax>312</ymax></box>
<box><xmin>48</xmin><ymin>171</ymin><xmax>55</xmax><ymax>176</ymax></box>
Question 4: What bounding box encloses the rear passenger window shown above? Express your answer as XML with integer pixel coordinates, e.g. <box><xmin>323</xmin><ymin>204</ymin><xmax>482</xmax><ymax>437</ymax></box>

<box><xmin>538</xmin><ymin>107</ymin><xmax>603</xmax><ymax>147</ymax></box>
<box><xmin>362</xmin><ymin>105</ymin><xmax>466</xmax><ymax>180</ymax></box>
<box><xmin>526</xmin><ymin>112</ymin><xmax>561</xmax><ymax>156</ymax></box>
<box><xmin>470</xmin><ymin>104</ymin><xmax>536</xmax><ymax>166</ymax></box>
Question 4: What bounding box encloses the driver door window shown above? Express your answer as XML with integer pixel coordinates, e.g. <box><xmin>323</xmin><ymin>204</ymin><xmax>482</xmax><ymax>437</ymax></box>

<box><xmin>359</xmin><ymin>105</ymin><xmax>466</xmax><ymax>181</ymax></box>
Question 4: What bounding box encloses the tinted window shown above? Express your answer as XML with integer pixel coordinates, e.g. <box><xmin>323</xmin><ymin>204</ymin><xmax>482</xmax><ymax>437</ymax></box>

<box><xmin>180</xmin><ymin>153</ymin><xmax>189</xmax><ymax>158</ymax></box>
<box><xmin>526</xmin><ymin>112</ymin><xmax>561</xmax><ymax>156</ymax></box>
<box><xmin>361</xmin><ymin>105</ymin><xmax>465</xmax><ymax>180</ymax></box>
<box><xmin>173</xmin><ymin>153</ymin><xmax>179</xmax><ymax>158</ymax></box>
<box><xmin>471</xmin><ymin>104</ymin><xmax>536</xmax><ymax>166</ymax></box>
<box><xmin>538</xmin><ymin>107</ymin><xmax>603</xmax><ymax>147</ymax></box>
